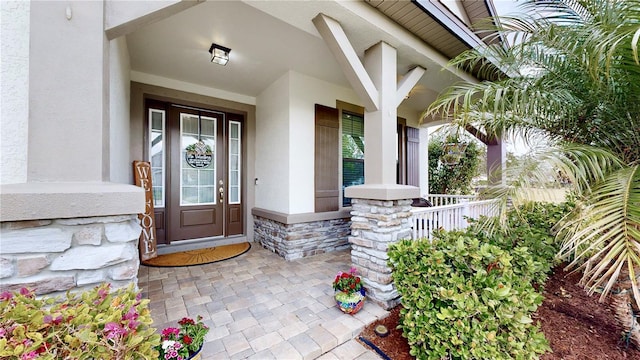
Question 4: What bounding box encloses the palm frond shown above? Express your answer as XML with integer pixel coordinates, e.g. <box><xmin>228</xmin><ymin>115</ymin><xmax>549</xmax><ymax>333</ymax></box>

<box><xmin>557</xmin><ymin>165</ymin><xmax>640</xmax><ymax>309</ymax></box>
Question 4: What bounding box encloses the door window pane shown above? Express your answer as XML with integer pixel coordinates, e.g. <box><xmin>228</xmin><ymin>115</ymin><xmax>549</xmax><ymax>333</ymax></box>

<box><xmin>180</xmin><ymin>113</ymin><xmax>218</xmax><ymax>206</ymax></box>
<box><xmin>199</xmin><ymin>187</ymin><xmax>215</xmax><ymax>203</ymax></box>
<box><xmin>149</xmin><ymin>109</ymin><xmax>165</xmax><ymax>207</ymax></box>
<box><xmin>182</xmin><ymin>187</ymin><xmax>198</xmax><ymax>205</ymax></box>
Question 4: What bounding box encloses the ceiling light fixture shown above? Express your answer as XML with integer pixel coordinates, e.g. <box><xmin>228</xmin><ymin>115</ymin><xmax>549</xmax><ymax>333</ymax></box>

<box><xmin>209</xmin><ymin>43</ymin><xmax>231</xmax><ymax>66</ymax></box>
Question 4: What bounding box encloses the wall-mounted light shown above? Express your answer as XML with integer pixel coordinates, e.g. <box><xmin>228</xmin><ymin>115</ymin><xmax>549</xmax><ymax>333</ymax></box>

<box><xmin>209</xmin><ymin>43</ymin><xmax>231</xmax><ymax>66</ymax></box>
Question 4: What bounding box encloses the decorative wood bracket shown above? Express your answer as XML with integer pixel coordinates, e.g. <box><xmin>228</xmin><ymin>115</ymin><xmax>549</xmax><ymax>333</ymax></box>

<box><xmin>312</xmin><ymin>13</ymin><xmax>379</xmax><ymax>111</ymax></box>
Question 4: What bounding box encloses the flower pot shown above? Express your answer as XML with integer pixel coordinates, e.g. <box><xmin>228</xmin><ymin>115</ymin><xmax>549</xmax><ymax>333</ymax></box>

<box><xmin>186</xmin><ymin>345</ymin><xmax>203</xmax><ymax>360</ymax></box>
<box><xmin>335</xmin><ymin>287</ymin><xmax>365</xmax><ymax>314</ymax></box>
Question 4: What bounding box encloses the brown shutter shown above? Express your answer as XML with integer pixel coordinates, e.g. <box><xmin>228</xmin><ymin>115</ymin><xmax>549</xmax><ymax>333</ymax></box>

<box><xmin>315</xmin><ymin>104</ymin><xmax>340</xmax><ymax>212</ymax></box>
<box><xmin>406</xmin><ymin>126</ymin><xmax>420</xmax><ymax>187</ymax></box>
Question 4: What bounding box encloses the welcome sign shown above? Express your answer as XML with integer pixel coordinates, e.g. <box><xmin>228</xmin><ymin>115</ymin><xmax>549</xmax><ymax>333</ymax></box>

<box><xmin>133</xmin><ymin>161</ymin><xmax>158</xmax><ymax>261</ymax></box>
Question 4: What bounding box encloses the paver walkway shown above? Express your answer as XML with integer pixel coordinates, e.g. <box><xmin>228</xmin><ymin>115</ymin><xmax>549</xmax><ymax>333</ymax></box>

<box><xmin>137</xmin><ymin>245</ymin><xmax>389</xmax><ymax>359</ymax></box>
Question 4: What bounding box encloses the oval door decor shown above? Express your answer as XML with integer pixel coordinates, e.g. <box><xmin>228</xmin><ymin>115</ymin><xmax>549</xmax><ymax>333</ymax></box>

<box><xmin>185</xmin><ymin>140</ymin><xmax>213</xmax><ymax>168</ymax></box>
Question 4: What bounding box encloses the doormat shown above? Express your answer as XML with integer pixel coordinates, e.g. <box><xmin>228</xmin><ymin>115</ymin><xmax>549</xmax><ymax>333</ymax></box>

<box><xmin>141</xmin><ymin>242</ymin><xmax>251</xmax><ymax>267</ymax></box>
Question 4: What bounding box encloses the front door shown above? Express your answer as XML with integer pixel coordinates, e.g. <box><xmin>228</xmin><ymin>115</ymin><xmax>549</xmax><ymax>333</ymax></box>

<box><xmin>169</xmin><ymin>107</ymin><xmax>223</xmax><ymax>240</ymax></box>
<box><xmin>146</xmin><ymin>101</ymin><xmax>244</xmax><ymax>245</ymax></box>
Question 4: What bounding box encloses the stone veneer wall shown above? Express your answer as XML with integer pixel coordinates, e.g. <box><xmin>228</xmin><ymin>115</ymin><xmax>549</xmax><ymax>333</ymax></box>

<box><xmin>0</xmin><ymin>215</ymin><xmax>141</xmax><ymax>296</ymax></box>
<box><xmin>349</xmin><ymin>198</ymin><xmax>413</xmax><ymax>309</ymax></box>
<box><xmin>253</xmin><ymin>216</ymin><xmax>351</xmax><ymax>260</ymax></box>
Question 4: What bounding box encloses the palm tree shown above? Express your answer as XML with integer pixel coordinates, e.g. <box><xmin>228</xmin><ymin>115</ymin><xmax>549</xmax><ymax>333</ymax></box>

<box><xmin>425</xmin><ymin>0</ymin><xmax>640</xmax><ymax>314</ymax></box>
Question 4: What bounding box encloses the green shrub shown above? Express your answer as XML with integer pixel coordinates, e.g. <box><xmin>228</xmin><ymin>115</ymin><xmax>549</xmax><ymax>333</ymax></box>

<box><xmin>389</xmin><ymin>235</ymin><xmax>550</xmax><ymax>359</ymax></box>
<box><xmin>479</xmin><ymin>201</ymin><xmax>572</xmax><ymax>287</ymax></box>
<box><xmin>389</xmin><ymin>201</ymin><xmax>571</xmax><ymax>359</ymax></box>
<box><xmin>0</xmin><ymin>283</ymin><xmax>160</xmax><ymax>359</ymax></box>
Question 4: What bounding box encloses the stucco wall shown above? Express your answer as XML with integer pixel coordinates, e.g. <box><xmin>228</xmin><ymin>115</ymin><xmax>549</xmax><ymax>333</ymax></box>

<box><xmin>28</xmin><ymin>1</ymin><xmax>107</xmax><ymax>182</ymax></box>
<box><xmin>255</xmin><ymin>73</ymin><xmax>291</xmax><ymax>213</ymax></box>
<box><xmin>255</xmin><ymin>70</ymin><xmax>424</xmax><ymax>214</ymax></box>
<box><xmin>1</xmin><ymin>1</ymin><xmax>29</xmax><ymax>185</ymax></box>
<box><xmin>288</xmin><ymin>71</ymin><xmax>361</xmax><ymax>213</ymax></box>
<box><xmin>109</xmin><ymin>37</ymin><xmax>131</xmax><ymax>184</ymax></box>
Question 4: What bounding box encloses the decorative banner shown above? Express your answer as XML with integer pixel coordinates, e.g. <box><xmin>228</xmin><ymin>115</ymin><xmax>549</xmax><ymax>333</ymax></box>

<box><xmin>133</xmin><ymin>161</ymin><xmax>158</xmax><ymax>261</ymax></box>
<box><xmin>185</xmin><ymin>140</ymin><xmax>213</xmax><ymax>168</ymax></box>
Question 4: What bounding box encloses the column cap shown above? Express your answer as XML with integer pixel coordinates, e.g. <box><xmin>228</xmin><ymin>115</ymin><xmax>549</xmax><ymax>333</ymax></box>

<box><xmin>1</xmin><ymin>182</ymin><xmax>144</xmax><ymax>221</ymax></box>
<box><xmin>345</xmin><ymin>184</ymin><xmax>419</xmax><ymax>201</ymax></box>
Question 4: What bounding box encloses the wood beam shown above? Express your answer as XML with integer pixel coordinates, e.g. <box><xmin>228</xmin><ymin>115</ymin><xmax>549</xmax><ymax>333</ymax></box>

<box><xmin>312</xmin><ymin>13</ymin><xmax>379</xmax><ymax>111</ymax></box>
<box><xmin>464</xmin><ymin>124</ymin><xmax>498</xmax><ymax>145</ymax></box>
<box><xmin>396</xmin><ymin>66</ymin><xmax>425</xmax><ymax>107</ymax></box>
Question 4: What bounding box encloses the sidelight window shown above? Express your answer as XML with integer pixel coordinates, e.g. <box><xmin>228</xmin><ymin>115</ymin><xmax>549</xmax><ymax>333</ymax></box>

<box><xmin>149</xmin><ymin>109</ymin><xmax>166</xmax><ymax>208</ymax></box>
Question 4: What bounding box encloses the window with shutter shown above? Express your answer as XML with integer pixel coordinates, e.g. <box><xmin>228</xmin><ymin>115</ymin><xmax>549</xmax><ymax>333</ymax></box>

<box><xmin>314</xmin><ymin>103</ymin><xmax>420</xmax><ymax>212</ymax></box>
<box><xmin>314</xmin><ymin>104</ymin><xmax>340</xmax><ymax>212</ymax></box>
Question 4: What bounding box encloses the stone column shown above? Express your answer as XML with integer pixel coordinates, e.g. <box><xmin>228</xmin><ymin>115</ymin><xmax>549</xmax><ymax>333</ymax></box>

<box><xmin>349</xmin><ymin>197</ymin><xmax>413</xmax><ymax>309</ymax></box>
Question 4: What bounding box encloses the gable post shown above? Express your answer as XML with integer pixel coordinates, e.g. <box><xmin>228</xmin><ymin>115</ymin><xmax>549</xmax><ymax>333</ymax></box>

<box><xmin>313</xmin><ymin>13</ymin><xmax>425</xmax><ymax>309</ymax></box>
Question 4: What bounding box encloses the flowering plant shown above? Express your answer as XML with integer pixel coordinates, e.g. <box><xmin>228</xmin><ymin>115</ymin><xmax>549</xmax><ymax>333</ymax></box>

<box><xmin>156</xmin><ymin>316</ymin><xmax>209</xmax><ymax>360</ymax></box>
<box><xmin>332</xmin><ymin>267</ymin><xmax>363</xmax><ymax>296</ymax></box>
<box><xmin>0</xmin><ymin>283</ymin><xmax>160</xmax><ymax>359</ymax></box>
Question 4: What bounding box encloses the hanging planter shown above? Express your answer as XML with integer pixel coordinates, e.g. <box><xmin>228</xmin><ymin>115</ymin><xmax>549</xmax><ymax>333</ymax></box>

<box><xmin>441</xmin><ymin>142</ymin><xmax>468</xmax><ymax>166</ymax></box>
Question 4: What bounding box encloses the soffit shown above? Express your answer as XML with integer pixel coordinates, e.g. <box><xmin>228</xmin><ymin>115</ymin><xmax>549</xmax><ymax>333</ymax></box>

<box><xmin>365</xmin><ymin>0</ymin><xmax>470</xmax><ymax>59</ymax></box>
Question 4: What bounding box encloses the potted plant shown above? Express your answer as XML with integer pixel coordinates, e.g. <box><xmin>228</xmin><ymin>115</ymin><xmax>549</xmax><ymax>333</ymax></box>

<box><xmin>156</xmin><ymin>316</ymin><xmax>209</xmax><ymax>360</ymax></box>
<box><xmin>441</xmin><ymin>141</ymin><xmax>468</xmax><ymax>165</ymax></box>
<box><xmin>332</xmin><ymin>267</ymin><xmax>366</xmax><ymax>314</ymax></box>
<box><xmin>0</xmin><ymin>283</ymin><xmax>160</xmax><ymax>359</ymax></box>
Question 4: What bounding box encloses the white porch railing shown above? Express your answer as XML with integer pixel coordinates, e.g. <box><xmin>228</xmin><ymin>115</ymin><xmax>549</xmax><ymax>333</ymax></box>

<box><xmin>424</xmin><ymin>194</ymin><xmax>478</xmax><ymax>207</ymax></box>
<box><xmin>410</xmin><ymin>199</ymin><xmax>500</xmax><ymax>240</ymax></box>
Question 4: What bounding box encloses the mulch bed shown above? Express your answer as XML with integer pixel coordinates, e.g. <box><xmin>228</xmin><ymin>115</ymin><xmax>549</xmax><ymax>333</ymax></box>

<box><xmin>357</xmin><ymin>266</ymin><xmax>640</xmax><ymax>359</ymax></box>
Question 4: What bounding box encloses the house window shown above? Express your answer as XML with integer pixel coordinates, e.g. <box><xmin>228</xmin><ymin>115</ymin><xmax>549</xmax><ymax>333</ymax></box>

<box><xmin>314</xmin><ymin>103</ymin><xmax>419</xmax><ymax>212</ymax></box>
<box><xmin>342</xmin><ymin>112</ymin><xmax>364</xmax><ymax>207</ymax></box>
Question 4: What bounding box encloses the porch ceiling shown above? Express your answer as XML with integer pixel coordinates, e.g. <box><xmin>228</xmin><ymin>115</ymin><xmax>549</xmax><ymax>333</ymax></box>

<box><xmin>125</xmin><ymin>0</ymin><xmax>481</xmax><ymax>112</ymax></box>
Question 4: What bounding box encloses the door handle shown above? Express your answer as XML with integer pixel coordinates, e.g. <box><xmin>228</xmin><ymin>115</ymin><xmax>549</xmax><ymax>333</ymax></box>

<box><xmin>219</xmin><ymin>186</ymin><xmax>224</xmax><ymax>202</ymax></box>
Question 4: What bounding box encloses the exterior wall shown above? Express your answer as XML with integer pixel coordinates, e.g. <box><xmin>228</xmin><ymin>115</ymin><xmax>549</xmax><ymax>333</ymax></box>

<box><xmin>0</xmin><ymin>215</ymin><xmax>141</xmax><ymax>296</ymax></box>
<box><xmin>255</xmin><ymin>74</ymin><xmax>291</xmax><ymax>213</ymax></box>
<box><xmin>1</xmin><ymin>0</ymin><xmax>29</xmax><ymax>185</ymax></box>
<box><xmin>109</xmin><ymin>36</ymin><xmax>131</xmax><ymax>184</ymax></box>
<box><xmin>28</xmin><ymin>0</ymin><xmax>108</xmax><ymax>182</ymax></box>
<box><xmin>0</xmin><ymin>1</ymin><xmax>146</xmax><ymax>298</ymax></box>
<box><xmin>253</xmin><ymin>215</ymin><xmax>351</xmax><ymax>260</ymax></box>
<box><xmin>288</xmin><ymin>71</ymin><xmax>361</xmax><ymax>214</ymax></box>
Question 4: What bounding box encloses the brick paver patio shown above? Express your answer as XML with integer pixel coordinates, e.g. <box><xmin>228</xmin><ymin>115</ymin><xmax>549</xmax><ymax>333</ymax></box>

<box><xmin>137</xmin><ymin>245</ymin><xmax>389</xmax><ymax>359</ymax></box>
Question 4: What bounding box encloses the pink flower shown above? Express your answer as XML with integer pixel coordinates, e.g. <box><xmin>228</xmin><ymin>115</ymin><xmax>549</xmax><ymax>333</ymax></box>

<box><xmin>0</xmin><ymin>291</ymin><xmax>13</xmax><ymax>301</ymax></box>
<box><xmin>127</xmin><ymin>320</ymin><xmax>140</xmax><ymax>330</ymax></box>
<box><xmin>20</xmin><ymin>351</ymin><xmax>38</xmax><ymax>360</ymax></box>
<box><xmin>161</xmin><ymin>327</ymin><xmax>180</xmax><ymax>339</ymax></box>
<box><xmin>104</xmin><ymin>322</ymin><xmax>127</xmax><ymax>339</ymax></box>
<box><xmin>19</xmin><ymin>288</ymin><xmax>31</xmax><ymax>296</ymax></box>
<box><xmin>94</xmin><ymin>285</ymin><xmax>110</xmax><ymax>305</ymax></box>
<box><xmin>123</xmin><ymin>306</ymin><xmax>139</xmax><ymax>321</ymax></box>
